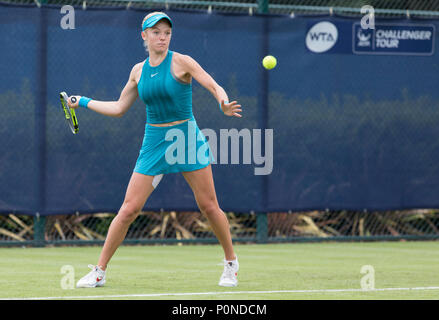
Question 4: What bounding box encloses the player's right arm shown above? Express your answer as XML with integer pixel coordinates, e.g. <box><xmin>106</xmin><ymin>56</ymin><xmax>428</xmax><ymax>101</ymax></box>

<box><xmin>67</xmin><ymin>63</ymin><xmax>141</xmax><ymax>118</ymax></box>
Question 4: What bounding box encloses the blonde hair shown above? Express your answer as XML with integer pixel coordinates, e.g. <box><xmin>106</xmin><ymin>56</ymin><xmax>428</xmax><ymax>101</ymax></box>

<box><xmin>141</xmin><ymin>11</ymin><xmax>172</xmax><ymax>53</ymax></box>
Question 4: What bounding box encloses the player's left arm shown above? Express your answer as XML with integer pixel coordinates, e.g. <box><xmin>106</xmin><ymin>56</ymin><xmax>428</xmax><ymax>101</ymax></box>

<box><xmin>179</xmin><ymin>54</ymin><xmax>242</xmax><ymax>118</ymax></box>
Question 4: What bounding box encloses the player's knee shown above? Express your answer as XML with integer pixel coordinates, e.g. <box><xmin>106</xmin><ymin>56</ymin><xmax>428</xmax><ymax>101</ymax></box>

<box><xmin>199</xmin><ymin>201</ymin><xmax>219</xmax><ymax>218</ymax></box>
<box><xmin>118</xmin><ymin>202</ymin><xmax>141</xmax><ymax>224</ymax></box>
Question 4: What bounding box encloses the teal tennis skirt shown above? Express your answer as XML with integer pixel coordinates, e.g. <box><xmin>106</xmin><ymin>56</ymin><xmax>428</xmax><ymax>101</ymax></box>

<box><xmin>134</xmin><ymin>118</ymin><xmax>212</xmax><ymax>176</ymax></box>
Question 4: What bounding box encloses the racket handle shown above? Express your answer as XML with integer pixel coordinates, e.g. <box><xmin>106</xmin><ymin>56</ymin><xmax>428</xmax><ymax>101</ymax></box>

<box><xmin>71</xmin><ymin>97</ymin><xmax>77</xmax><ymax>103</ymax></box>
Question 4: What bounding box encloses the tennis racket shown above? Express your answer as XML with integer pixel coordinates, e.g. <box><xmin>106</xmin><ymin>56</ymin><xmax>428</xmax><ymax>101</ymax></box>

<box><xmin>59</xmin><ymin>91</ymin><xmax>79</xmax><ymax>134</ymax></box>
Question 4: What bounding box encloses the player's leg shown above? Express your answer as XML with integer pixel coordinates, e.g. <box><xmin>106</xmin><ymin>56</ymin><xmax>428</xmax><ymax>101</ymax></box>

<box><xmin>182</xmin><ymin>165</ymin><xmax>239</xmax><ymax>286</ymax></box>
<box><xmin>76</xmin><ymin>172</ymin><xmax>162</xmax><ymax>288</ymax></box>
<box><xmin>182</xmin><ymin>165</ymin><xmax>235</xmax><ymax>260</ymax></box>
<box><xmin>97</xmin><ymin>173</ymin><xmax>162</xmax><ymax>269</ymax></box>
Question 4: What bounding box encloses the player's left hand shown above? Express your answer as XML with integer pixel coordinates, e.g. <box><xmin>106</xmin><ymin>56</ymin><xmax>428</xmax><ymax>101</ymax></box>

<box><xmin>221</xmin><ymin>100</ymin><xmax>242</xmax><ymax>118</ymax></box>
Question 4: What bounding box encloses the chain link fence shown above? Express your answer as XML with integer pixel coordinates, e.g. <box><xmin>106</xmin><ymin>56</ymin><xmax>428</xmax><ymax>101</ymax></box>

<box><xmin>269</xmin><ymin>0</ymin><xmax>439</xmax><ymax>17</ymax></box>
<box><xmin>2</xmin><ymin>210</ymin><xmax>439</xmax><ymax>246</ymax></box>
<box><xmin>2</xmin><ymin>0</ymin><xmax>439</xmax><ymax>17</ymax></box>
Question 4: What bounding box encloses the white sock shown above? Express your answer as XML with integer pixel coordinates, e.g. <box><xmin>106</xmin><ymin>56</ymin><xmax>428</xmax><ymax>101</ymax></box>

<box><xmin>226</xmin><ymin>256</ymin><xmax>238</xmax><ymax>263</ymax></box>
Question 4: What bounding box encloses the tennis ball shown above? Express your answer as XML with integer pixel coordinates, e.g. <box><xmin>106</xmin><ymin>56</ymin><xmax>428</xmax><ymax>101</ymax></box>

<box><xmin>262</xmin><ymin>55</ymin><xmax>277</xmax><ymax>70</ymax></box>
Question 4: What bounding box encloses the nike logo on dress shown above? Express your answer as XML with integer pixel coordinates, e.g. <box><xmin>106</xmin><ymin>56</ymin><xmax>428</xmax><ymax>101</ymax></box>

<box><xmin>151</xmin><ymin>73</ymin><xmax>159</xmax><ymax>77</ymax></box>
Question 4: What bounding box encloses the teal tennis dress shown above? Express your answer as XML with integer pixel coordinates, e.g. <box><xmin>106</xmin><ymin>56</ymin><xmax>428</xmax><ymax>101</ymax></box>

<box><xmin>134</xmin><ymin>50</ymin><xmax>211</xmax><ymax>176</ymax></box>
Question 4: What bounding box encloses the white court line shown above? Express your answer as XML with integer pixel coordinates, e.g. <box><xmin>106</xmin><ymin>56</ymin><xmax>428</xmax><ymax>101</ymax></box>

<box><xmin>2</xmin><ymin>286</ymin><xmax>439</xmax><ymax>300</ymax></box>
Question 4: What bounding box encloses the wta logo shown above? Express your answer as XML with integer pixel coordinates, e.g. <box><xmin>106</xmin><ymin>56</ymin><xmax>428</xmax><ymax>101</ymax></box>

<box><xmin>306</xmin><ymin>21</ymin><xmax>338</xmax><ymax>53</ymax></box>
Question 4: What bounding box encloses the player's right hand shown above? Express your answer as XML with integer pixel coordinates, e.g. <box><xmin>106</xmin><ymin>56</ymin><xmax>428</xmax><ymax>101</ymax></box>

<box><xmin>68</xmin><ymin>96</ymin><xmax>81</xmax><ymax>109</ymax></box>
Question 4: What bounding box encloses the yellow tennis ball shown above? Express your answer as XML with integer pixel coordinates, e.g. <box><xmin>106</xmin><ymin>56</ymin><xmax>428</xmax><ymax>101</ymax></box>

<box><xmin>262</xmin><ymin>55</ymin><xmax>277</xmax><ymax>70</ymax></box>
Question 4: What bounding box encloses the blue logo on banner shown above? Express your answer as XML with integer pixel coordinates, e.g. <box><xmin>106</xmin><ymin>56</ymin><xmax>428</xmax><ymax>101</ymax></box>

<box><xmin>353</xmin><ymin>23</ymin><xmax>435</xmax><ymax>56</ymax></box>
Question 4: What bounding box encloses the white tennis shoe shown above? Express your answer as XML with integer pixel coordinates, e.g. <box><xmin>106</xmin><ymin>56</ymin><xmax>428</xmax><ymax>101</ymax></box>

<box><xmin>76</xmin><ymin>265</ymin><xmax>106</xmax><ymax>288</ymax></box>
<box><xmin>218</xmin><ymin>257</ymin><xmax>239</xmax><ymax>287</ymax></box>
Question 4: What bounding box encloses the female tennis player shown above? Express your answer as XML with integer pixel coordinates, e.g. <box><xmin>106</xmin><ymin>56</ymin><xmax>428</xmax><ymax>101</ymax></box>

<box><xmin>69</xmin><ymin>12</ymin><xmax>242</xmax><ymax>288</ymax></box>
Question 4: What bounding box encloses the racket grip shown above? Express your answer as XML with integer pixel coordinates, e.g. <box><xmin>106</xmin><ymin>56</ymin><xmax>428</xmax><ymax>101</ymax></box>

<box><xmin>71</xmin><ymin>97</ymin><xmax>77</xmax><ymax>103</ymax></box>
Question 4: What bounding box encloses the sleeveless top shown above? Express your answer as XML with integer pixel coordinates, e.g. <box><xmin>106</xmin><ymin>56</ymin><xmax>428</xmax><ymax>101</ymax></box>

<box><xmin>137</xmin><ymin>50</ymin><xmax>193</xmax><ymax>124</ymax></box>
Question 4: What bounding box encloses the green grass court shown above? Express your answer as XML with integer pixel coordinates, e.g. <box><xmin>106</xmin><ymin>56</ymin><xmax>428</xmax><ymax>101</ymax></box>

<box><xmin>0</xmin><ymin>241</ymin><xmax>438</xmax><ymax>300</ymax></box>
